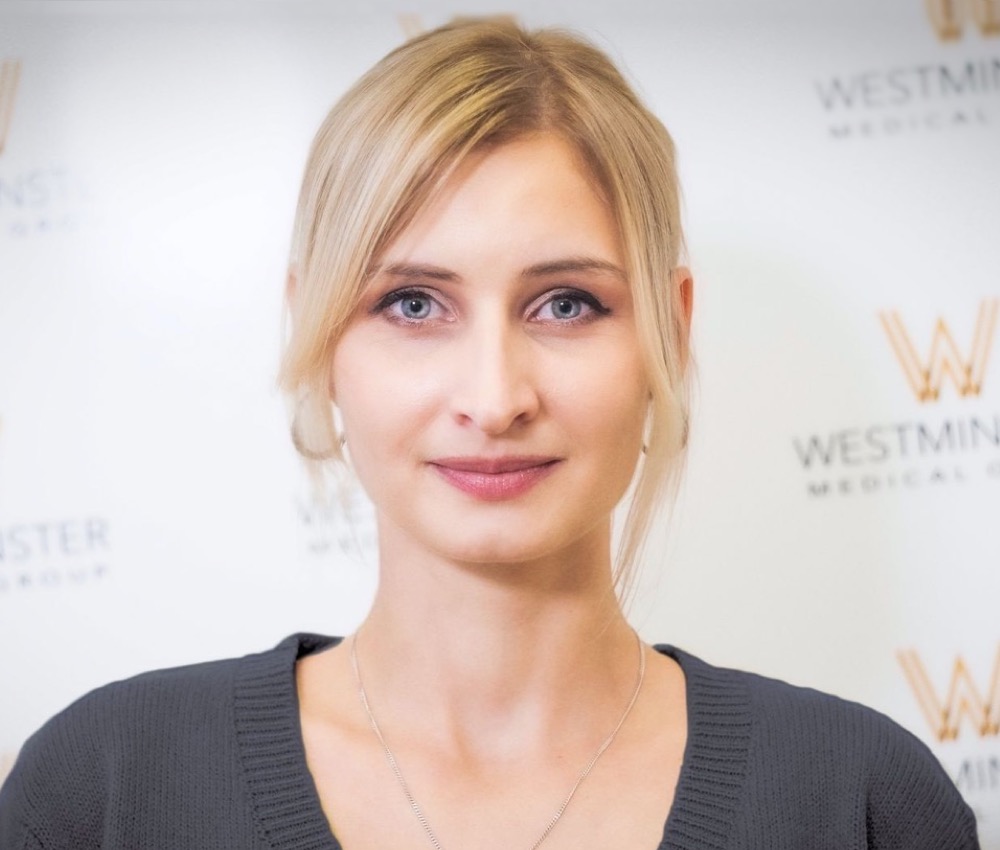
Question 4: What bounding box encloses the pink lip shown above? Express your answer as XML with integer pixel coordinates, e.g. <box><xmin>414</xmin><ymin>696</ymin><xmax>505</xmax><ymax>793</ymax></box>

<box><xmin>430</xmin><ymin>456</ymin><xmax>561</xmax><ymax>501</ymax></box>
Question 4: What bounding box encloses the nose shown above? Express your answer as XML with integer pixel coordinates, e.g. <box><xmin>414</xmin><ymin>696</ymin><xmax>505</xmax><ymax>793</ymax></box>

<box><xmin>450</xmin><ymin>317</ymin><xmax>540</xmax><ymax>435</ymax></box>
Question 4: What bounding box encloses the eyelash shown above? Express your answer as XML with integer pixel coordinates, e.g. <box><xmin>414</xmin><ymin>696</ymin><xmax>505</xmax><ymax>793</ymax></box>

<box><xmin>371</xmin><ymin>288</ymin><xmax>443</xmax><ymax>324</ymax></box>
<box><xmin>536</xmin><ymin>289</ymin><xmax>611</xmax><ymax>323</ymax></box>
<box><xmin>371</xmin><ymin>287</ymin><xmax>611</xmax><ymax>325</ymax></box>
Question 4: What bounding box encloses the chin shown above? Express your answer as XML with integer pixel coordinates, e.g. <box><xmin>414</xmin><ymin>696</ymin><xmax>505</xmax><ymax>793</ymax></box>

<box><xmin>435</xmin><ymin>535</ymin><xmax>550</xmax><ymax>567</ymax></box>
<box><xmin>422</xmin><ymin>512</ymin><xmax>601</xmax><ymax>569</ymax></box>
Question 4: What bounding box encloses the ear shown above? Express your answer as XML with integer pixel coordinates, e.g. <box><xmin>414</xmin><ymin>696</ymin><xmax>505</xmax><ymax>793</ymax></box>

<box><xmin>673</xmin><ymin>265</ymin><xmax>693</xmax><ymax>326</ymax></box>
<box><xmin>672</xmin><ymin>265</ymin><xmax>694</xmax><ymax>367</ymax></box>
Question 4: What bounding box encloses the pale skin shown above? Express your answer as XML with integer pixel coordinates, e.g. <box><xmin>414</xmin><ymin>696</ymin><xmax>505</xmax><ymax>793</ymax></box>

<box><xmin>296</xmin><ymin>133</ymin><xmax>693</xmax><ymax>850</ymax></box>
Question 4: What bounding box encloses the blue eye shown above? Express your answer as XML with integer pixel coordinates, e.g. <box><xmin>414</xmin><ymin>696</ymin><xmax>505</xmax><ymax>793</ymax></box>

<box><xmin>373</xmin><ymin>288</ymin><xmax>442</xmax><ymax>323</ymax></box>
<box><xmin>550</xmin><ymin>296</ymin><xmax>584</xmax><ymax>319</ymax></box>
<box><xmin>398</xmin><ymin>294</ymin><xmax>433</xmax><ymax>320</ymax></box>
<box><xmin>536</xmin><ymin>290</ymin><xmax>609</xmax><ymax>323</ymax></box>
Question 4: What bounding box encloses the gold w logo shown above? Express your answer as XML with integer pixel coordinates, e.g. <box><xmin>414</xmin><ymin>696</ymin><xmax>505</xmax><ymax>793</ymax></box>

<box><xmin>0</xmin><ymin>59</ymin><xmax>21</xmax><ymax>156</ymax></box>
<box><xmin>898</xmin><ymin>647</ymin><xmax>1000</xmax><ymax>741</ymax></box>
<box><xmin>879</xmin><ymin>299</ymin><xmax>998</xmax><ymax>402</ymax></box>
<box><xmin>927</xmin><ymin>0</ymin><xmax>1000</xmax><ymax>40</ymax></box>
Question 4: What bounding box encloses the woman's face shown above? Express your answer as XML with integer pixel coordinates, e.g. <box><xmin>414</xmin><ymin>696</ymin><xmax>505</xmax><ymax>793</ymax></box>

<box><xmin>331</xmin><ymin>133</ymin><xmax>649</xmax><ymax>567</ymax></box>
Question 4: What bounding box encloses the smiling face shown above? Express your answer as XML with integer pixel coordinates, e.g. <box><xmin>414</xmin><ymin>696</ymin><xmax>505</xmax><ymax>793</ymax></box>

<box><xmin>331</xmin><ymin>134</ymin><xmax>649</xmax><ymax>568</ymax></box>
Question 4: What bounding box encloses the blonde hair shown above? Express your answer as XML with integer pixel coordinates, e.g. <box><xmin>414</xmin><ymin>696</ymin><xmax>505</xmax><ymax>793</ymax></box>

<box><xmin>279</xmin><ymin>18</ymin><xmax>690</xmax><ymax>596</ymax></box>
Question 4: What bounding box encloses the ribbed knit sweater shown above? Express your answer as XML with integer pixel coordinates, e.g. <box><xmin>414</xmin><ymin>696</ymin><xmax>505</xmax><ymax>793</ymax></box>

<box><xmin>0</xmin><ymin>633</ymin><xmax>980</xmax><ymax>849</ymax></box>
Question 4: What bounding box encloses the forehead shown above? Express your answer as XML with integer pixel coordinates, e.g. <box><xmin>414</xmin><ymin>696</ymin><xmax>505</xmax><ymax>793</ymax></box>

<box><xmin>377</xmin><ymin>133</ymin><xmax>623</xmax><ymax>273</ymax></box>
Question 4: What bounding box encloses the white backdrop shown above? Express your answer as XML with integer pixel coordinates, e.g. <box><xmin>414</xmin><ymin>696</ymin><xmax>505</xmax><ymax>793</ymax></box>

<box><xmin>1</xmin><ymin>0</ymin><xmax>998</xmax><ymax>843</ymax></box>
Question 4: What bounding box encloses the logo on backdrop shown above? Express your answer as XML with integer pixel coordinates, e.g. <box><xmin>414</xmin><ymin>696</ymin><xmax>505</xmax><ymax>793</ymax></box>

<box><xmin>792</xmin><ymin>299</ymin><xmax>1000</xmax><ymax>498</ymax></box>
<box><xmin>0</xmin><ymin>417</ymin><xmax>114</xmax><ymax>593</ymax></box>
<box><xmin>928</xmin><ymin>0</ymin><xmax>1000</xmax><ymax>41</ymax></box>
<box><xmin>813</xmin><ymin>2</ymin><xmax>1000</xmax><ymax>139</ymax></box>
<box><xmin>294</xmin><ymin>486</ymin><xmax>377</xmax><ymax>562</ymax></box>
<box><xmin>0</xmin><ymin>60</ymin><xmax>20</xmax><ymax>156</ymax></box>
<box><xmin>881</xmin><ymin>299</ymin><xmax>998</xmax><ymax>402</ymax></box>
<box><xmin>898</xmin><ymin>646</ymin><xmax>1000</xmax><ymax>811</ymax></box>
<box><xmin>397</xmin><ymin>12</ymin><xmax>516</xmax><ymax>39</ymax></box>
<box><xmin>398</xmin><ymin>13</ymin><xmax>424</xmax><ymax>38</ymax></box>
<box><xmin>0</xmin><ymin>518</ymin><xmax>113</xmax><ymax>593</ymax></box>
<box><xmin>898</xmin><ymin>646</ymin><xmax>1000</xmax><ymax>741</ymax></box>
<box><xmin>0</xmin><ymin>58</ymin><xmax>91</xmax><ymax>239</ymax></box>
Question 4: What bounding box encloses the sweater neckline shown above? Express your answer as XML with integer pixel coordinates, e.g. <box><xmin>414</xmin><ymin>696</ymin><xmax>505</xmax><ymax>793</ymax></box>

<box><xmin>233</xmin><ymin>633</ymin><xmax>751</xmax><ymax>850</ymax></box>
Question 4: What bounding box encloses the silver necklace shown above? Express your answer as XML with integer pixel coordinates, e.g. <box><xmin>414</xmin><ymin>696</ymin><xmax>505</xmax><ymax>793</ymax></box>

<box><xmin>350</xmin><ymin>629</ymin><xmax>646</xmax><ymax>850</ymax></box>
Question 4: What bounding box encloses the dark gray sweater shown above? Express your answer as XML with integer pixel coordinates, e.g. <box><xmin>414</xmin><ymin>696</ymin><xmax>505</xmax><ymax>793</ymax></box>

<box><xmin>0</xmin><ymin>633</ymin><xmax>980</xmax><ymax>849</ymax></box>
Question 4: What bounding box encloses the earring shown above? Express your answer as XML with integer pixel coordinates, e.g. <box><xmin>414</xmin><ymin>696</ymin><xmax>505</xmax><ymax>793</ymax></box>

<box><xmin>290</xmin><ymin>390</ymin><xmax>342</xmax><ymax>461</ymax></box>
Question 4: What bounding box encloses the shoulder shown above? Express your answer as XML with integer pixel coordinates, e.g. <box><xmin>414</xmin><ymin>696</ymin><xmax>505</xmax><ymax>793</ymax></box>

<box><xmin>664</xmin><ymin>643</ymin><xmax>945</xmax><ymax>765</ymax></box>
<box><xmin>19</xmin><ymin>648</ymin><xmax>249</xmax><ymax>761</ymax></box>
<box><xmin>659</xmin><ymin>646</ymin><xmax>980</xmax><ymax>849</ymax></box>
<box><xmin>0</xmin><ymin>633</ymin><xmax>331</xmax><ymax>850</ymax></box>
<box><xmin>0</xmin><ymin>654</ymin><xmax>242</xmax><ymax>847</ymax></box>
<box><xmin>7</xmin><ymin>632</ymin><xmax>323</xmax><ymax>773</ymax></box>
<box><xmin>12</xmin><ymin>632</ymin><xmax>330</xmax><ymax>750</ymax></box>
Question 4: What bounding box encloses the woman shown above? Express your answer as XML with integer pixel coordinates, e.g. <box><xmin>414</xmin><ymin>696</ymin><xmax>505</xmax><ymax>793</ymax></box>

<box><xmin>0</xmin><ymin>18</ymin><xmax>979</xmax><ymax>850</ymax></box>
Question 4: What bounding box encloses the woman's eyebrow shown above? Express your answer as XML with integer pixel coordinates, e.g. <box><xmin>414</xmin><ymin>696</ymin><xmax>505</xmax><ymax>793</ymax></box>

<box><xmin>377</xmin><ymin>262</ymin><xmax>459</xmax><ymax>282</ymax></box>
<box><xmin>521</xmin><ymin>257</ymin><xmax>626</xmax><ymax>281</ymax></box>
<box><xmin>373</xmin><ymin>257</ymin><xmax>625</xmax><ymax>282</ymax></box>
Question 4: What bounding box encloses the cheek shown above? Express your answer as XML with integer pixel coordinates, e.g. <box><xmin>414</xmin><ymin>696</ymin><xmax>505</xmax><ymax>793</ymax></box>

<box><xmin>333</xmin><ymin>392</ymin><xmax>401</xmax><ymax>508</ymax></box>
<box><xmin>547</xmin><ymin>346</ymin><xmax>647</xmax><ymax>442</ymax></box>
<box><xmin>331</xmin><ymin>335</ymin><xmax>439</xmax><ymax>472</ymax></box>
<box><xmin>331</xmin><ymin>337</ymin><xmax>388</xmax><ymax>476</ymax></box>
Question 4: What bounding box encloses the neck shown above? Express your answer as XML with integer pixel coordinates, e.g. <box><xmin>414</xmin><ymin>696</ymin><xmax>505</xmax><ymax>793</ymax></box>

<box><xmin>351</xmin><ymin>516</ymin><xmax>639</xmax><ymax>761</ymax></box>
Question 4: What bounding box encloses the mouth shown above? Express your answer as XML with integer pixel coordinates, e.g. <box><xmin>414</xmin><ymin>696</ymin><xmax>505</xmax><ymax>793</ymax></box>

<box><xmin>429</xmin><ymin>456</ymin><xmax>561</xmax><ymax>501</ymax></box>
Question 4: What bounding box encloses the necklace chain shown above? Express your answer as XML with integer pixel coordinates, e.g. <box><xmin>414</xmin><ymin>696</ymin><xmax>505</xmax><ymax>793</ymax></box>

<box><xmin>350</xmin><ymin>629</ymin><xmax>647</xmax><ymax>850</ymax></box>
